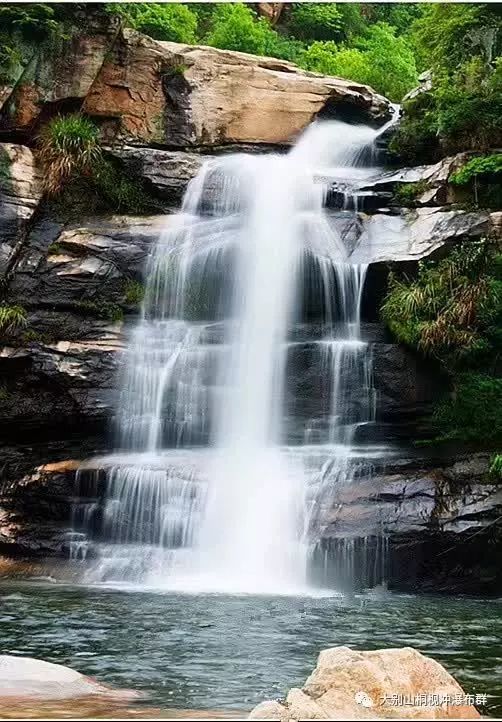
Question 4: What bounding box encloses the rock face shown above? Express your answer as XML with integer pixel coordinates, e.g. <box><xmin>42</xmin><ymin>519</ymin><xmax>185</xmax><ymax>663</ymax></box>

<box><xmin>0</xmin><ymin>144</ymin><xmax>43</xmax><ymax>276</ymax></box>
<box><xmin>249</xmin><ymin>646</ymin><xmax>480</xmax><ymax>720</ymax></box>
<box><xmin>310</xmin><ymin>452</ymin><xmax>502</xmax><ymax>595</ymax></box>
<box><xmin>85</xmin><ymin>32</ymin><xmax>392</xmax><ymax>146</ymax></box>
<box><xmin>0</xmin><ymin>654</ymin><xmax>134</xmax><ymax>700</ymax></box>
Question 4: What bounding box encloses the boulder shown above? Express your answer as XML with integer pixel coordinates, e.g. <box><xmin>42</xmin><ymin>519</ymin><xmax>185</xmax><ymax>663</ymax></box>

<box><xmin>249</xmin><ymin>646</ymin><xmax>480</xmax><ymax>720</ymax></box>
<box><xmin>0</xmin><ymin>143</ymin><xmax>43</xmax><ymax>276</ymax></box>
<box><xmin>0</xmin><ymin>654</ymin><xmax>135</xmax><ymax>700</ymax></box>
<box><xmin>83</xmin><ymin>30</ymin><xmax>391</xmax><ymax>146</ymax></box>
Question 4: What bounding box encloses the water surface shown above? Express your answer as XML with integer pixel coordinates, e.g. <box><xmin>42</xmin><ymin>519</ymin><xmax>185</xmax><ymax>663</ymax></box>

<box><xmin>0</xmin><ymin>582</ymin><xmax>500</xmax><ymax>717</ymax></box>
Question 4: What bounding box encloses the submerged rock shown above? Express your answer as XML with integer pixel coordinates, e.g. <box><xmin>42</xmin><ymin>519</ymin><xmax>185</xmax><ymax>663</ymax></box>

<box><xmin>0</xmin><ymin>654</ymin><xmax>136</xmax><ymax>700</ymax></box>
<box><xmin>249</xmin><ymin>646</ymin><xmax>480</xmax><ymax>719</ymax></box>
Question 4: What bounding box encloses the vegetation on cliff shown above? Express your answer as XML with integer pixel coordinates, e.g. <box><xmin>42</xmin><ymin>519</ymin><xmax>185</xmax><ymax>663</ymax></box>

<box><xmin>382</xmin><ymin>240</ymin><xmax>502</xmax><ymax>444</ymax></box>
<box><xmin>390</xmin><ymin>3</ymin><xmax>502</xmax><ymax>162</ymax></box>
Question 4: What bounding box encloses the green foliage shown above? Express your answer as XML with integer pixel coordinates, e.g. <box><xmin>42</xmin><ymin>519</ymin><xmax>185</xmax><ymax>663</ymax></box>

<box><xmin>106</xmin><ymin>3</ymin><xmax>197</xmax><ymax>43</ymax></box>
<box><xmin>394</xmin><ymin>180</ymin><xmax>428</xmax><ymax>206</ymax></box>
<box><xmin>38</xmin><ymin>114</ymin><xmax>158</xmax><ymax>215</ymax></box>
<box><xmin>412</xmin><ymin>4</ymin><xmax>499</xmax><ymax>73</ymax></box>
<box><xmin>205</xmin><ymin>3</ymin><xmax>300</xmax><ymax>60</ymax></box>
<box><xmin>38</xmin><ymin>114</ymin><xmax>101</xmax><ymax>195</ymax></box>
<box><xmin>450</xmin><ymin>154</ymin><xmax>502</xmax><ymax>185</ymax></box>
<box><xmin>92</xmin><ymin>158</ymin><xmax>159</xmax><ymax>215</ymax></box>
<box><xmin>288</xmin><ymin>3</ymin><xmax>343</xmax><ymax>42</ymax></box>
<box><xmin>490</xmin><ymin>453</ymin><xmax>502</xmax><ymax>479</ymax></box>
<box><xmin>299</xmin><ymin>23</ymin><xmax>417</xmax><ymax>101</ymax></box>
<box><xmin>124</xmin><ymin>280</ymin><xmax>145</xmax><ymax>306</ymax></box>
<box><xmin>381</xmin><ymin>240</ymin><xmax>502</xmax><ymax>370</ymax></box>
<box><xmin>76</xmin><ymin>300</ymin><xmax>123</xmax><ymax>323</ymax></box>
<box><xmin>0</xmin><ymin>304</ymin><xmax>27</xmax><ymax>335</ymax></box>
<box><xmin>392</xmin><ymin>4</ymin><xmax>502</xmax><ymax>161</ymax></box>
<box><xmin>0</xmin><ymin>3</ymin><xmax>62</xmax><ymax>81</ymax></box>
<box><xmin>431</xmin><ymin>373</ymin><xmax>502</xmax><ymax>444</ymax></box>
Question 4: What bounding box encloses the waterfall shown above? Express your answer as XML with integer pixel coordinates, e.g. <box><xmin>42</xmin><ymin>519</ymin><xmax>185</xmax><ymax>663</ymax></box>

<box><xmin>72</xmin><ymin>115</ymin><xmax>396</xmax><ymax>593</ymax></box>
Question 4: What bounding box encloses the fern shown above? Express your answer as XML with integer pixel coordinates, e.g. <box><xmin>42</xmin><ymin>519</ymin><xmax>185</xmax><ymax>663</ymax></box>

<box><xmin>0</xmin><ymin>304</ymin><xmax>27</xmax><ymax>334</ymax></box>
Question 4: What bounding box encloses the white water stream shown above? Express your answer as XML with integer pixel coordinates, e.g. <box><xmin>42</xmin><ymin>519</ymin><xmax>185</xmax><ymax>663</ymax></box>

<box><xmin>73</xmin><ymin>116</ymin><xmax>397</xmax><ymax>593</ymax></box>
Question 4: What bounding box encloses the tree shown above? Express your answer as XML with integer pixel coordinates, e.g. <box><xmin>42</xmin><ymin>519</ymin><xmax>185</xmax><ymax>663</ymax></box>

<box><xmin>300</xmin><ymin>23</ymin><xmax>417</xmax><ymax>101</ymax></box>
<box><xmin>106</xmin><ymin>3</ymin><xmax>198</xmax><ymax>43</ymax></box>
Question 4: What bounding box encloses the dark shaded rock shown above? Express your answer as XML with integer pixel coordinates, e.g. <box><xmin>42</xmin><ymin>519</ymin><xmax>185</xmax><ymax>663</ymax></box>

<box><xmin>314</xmin><ymin>452</ymin><xmax>502</xmax><ymax>595</ymax></box>
<box><xmin>108</xmin><ymin>146</ymin><xmax>209</xmax><ymax>204</ymax></box>
<box><xmin>9</xmin><ymin>215</ymin><xmax>162</xmax><ymax>307</ymax></box>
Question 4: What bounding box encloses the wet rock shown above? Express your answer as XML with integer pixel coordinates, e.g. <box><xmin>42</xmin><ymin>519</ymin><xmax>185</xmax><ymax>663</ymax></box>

<box><xmin>249</xmin><ymin>646</ymin><xmax>480</xmax><ymax>719</ymax></box>
<box><xmin>0</xmin><ymin>654</ymin><xmax>136</xmax><ymax>700</ymax></box>
<box><xmin>9</xmin><ymin>215</ymin><xmax>162</xmax><ymax>306</ymax></box>
<box><xmin>313</xmin><ymin>452</ymin><xmax>502</xmax><ymax>595</ymax></box>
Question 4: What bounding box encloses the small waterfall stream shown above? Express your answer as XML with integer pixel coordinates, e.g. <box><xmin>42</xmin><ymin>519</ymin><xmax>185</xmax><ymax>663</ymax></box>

<box><xmin>73</xmin><ymin>116</ymin><xmax>397</xmax><ymax>592</ymax></box>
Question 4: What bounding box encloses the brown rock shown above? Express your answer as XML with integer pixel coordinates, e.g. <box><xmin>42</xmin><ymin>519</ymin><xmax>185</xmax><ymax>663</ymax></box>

<box><xmin>256</xmin><ymin>3</ymin><xmax>285</xmax><ymax>25</ymax></box>
<box><xmin>248</xmin><ymin>646</ymin><xmax>481</xmax><ymax>720</ymax></box>
<box><xmin>84</xmin><ymin>30</ymin><xmax>391</xmax><ymax>147</ymax></box>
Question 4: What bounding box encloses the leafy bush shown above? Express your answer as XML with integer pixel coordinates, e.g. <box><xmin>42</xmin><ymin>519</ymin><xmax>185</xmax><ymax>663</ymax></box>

<box><xmin>106</xmin><ymin>3</ymin><xmax>197</xmax><ymax>43</ymax></box>
<box><xmin>299</xmin><ymin>23</ymin><xmax>417</xmax><ymax>101</ymax></box>
<box><xmin>431</xmin><ymin>373</ymin><xmax>502</xmax><ymax>444</ymax></box>
<box><xmin>394</xmin><ymin>180</ymin><xmax>429</xmax><ymax>206</ymax></box>
<box><xmin>391</xmin><ymin>4</ymin><xmax>502</xmax><ymax>161</ymax></box>
<box><xmin>381</xmin><ymin>240</ymin><xmax>502</xmax><ymax>370</ymax></box>
<box><xmin>0</xmin><ymin>304</ymin><xmax>27</xmax><ymax>335</ymax></box>
<box><xmin>92</xmin><ymin>158</ymin><xmax>159</xmax><ymax>215</ymax></box>
<box><xmin>207</xmin><ymin>3</ymin><xmax>286</xmax><ymax>55</ymax></box>
<box><xmin>450</xmin><ymin>154</ymin><xmax>502</xmax><ymax>185</ymax></box>
<box><xmin>288</xmin><ymin>3</ymin><xmax>343</xmax><ymax>42</ymax></box>
<box><xmin>38</xmin><ymin>114</ymin><xmax>101</xmax><ymax>195</ymax></box>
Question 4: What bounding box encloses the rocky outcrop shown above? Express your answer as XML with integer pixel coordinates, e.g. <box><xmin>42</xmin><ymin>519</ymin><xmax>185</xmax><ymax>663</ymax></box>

<box><xmin>85</xmin><ymin>32</ymin><xmax>392</xmax><ymax>145</ymax></box>
<box><xmin>331</xmin><ymin>207</ymin><xmax>492</xmax><ymax>265</ymax></box>
<box><xmin>0</xmin><ymin>144</ymin><xmax>43</xmax><ymax>276</ymax></box>
<box><xmin>312</xmin><ymin>452</ymin><xmax>502</xmax><ymax>595</ymax></box>
<box><xmin>0</xmin><ymin>10</ymin><xmax>121</xmax><ymax>135</ymax></box>
<box><xmin>1</xmin><ymin>21</ymin><xmax>391</xmax><ymax>147</ymax></box>
<box><xmin>249</xmin><ymin>646</ymin><xmax>480</xmax><ymax>719</ymax></box>
<box><xmin>357</xmin><ymin>153</ymin><xmax>474</xmax><ymax>207</ymax></box>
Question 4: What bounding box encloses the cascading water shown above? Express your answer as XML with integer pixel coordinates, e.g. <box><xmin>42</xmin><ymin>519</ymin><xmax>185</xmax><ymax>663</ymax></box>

<box><xmin>72</xmin><ymin>114</ymin><xmax>397</xmax><ymax>593</ymax></box>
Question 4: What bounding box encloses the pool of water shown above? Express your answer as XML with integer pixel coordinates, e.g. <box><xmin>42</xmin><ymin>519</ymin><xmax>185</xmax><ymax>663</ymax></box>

<box><xmin>0</xmin><ymin>582</ymin><xmax>501</xmax><ymax>716</ymax></box>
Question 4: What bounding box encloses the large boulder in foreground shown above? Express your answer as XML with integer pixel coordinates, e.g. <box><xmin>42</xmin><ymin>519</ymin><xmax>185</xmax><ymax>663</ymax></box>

<box><xmin>0</xmin><ymin>654</ymin><xmax>134</xmax><ymax>700</ymax></box>
<box><xmin>249</xmin><ymin>646</ymin><xmax>480</xmax><ymax>720</ymax></box>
